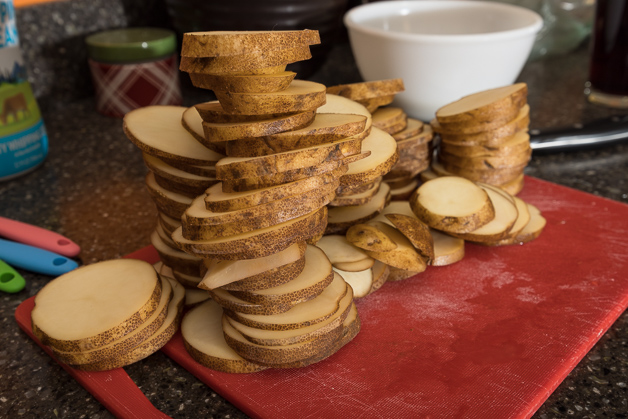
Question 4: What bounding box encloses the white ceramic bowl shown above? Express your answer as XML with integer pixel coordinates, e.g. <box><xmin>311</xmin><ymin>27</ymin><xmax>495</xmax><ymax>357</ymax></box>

<box><xmin>344</xmin><ymin>0</ymin><xmax>543</xmax><ymax>121</ymax></box>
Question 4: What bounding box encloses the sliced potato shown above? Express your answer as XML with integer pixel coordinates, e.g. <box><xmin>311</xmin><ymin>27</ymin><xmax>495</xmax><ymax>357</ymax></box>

<box><xmin>179</xmin><ymin>45</ymin><xmax>312</xmax><ymax>74</ymax></box>
<box><xmin>333</xmin><ymin>257</ymin><xmax>375</xmax><ymax>272</ymax></box>
<box><xmin>215</xmin><ymin>80</ymin><xmax>327</xmax><ymax>115</ymax></box>
<box><xmin>144</xmin><ymin>172</ymin><xmax>193</xmax><ymax>219</ymax></box>
<box><xmin>345</xmin><ymin>222</ymin><xmax>397</xmax><ymax>252</ymax></box>
<box><xmin>189</xmin><ymin>71</ymin><xmax>296</xmax><ymax>93</ymax></box>
<box><xmin>367</xmin><ymin>260</ymin><xmax>389</xmax><ymax>296</ymax></box>
<box><xmin>333</xmin><ymin>267</ymin><xmax>373</xmax><ymax>299</ymax></box>
<box><xmin>225</xmin><ymin>274</ymin><xmax>348</xmax><ymax>331</ymax></box>
<box><xmin>409</xmin><ymin>176</ymin><xmax>495</xmax><ymax>234</ymax></box>
<box><xmin>316</xmin><ymin>235</ymin><xmax>371</xmax><ymax>264</ymax></box>
<box><xmin>393</xmin><ymin>118</ymin><xmax>424</xmax><ymax>141</ymax></box>
<box><xmin>124</xmin><ymin>106</ymin><xmax>224</xmax><ymax>166</ymax></box>
<box><xmin>440</xmin><ymin>131</ymin><xmax>531</xmax><ymax>158</ymax></box>
<box><xmin>181</xmin><ymin>106</ymin><xmax>227</xmax><ymax>154</ymax></box>
<box><xmin>200</xmin><ymin>242</ymin><xmax>306</xmax><ymax>291</ymax></box>
<box><xmin>326</xmin><ymin>182</ymin><xmax>391</xmax><ymax>235</ymax></box>
<box><xmin>317</xmin><ymin>94</ymin><xmax>372</xmax><ymax>127</ymax></box>
<box><xmin>181</xmin><ymin>299</ymin><xmax>267</xmax><ymax>373</ymax></box>
<box><xmin>436</xmin><ymin>83</ymin><xmax>527</xmax><ymax>125</ymax></box>
<box><xmin>385</xmin><ymin>213</ymin><xmax>434</xmax><ymax>263</ymax></box>
<box><xmin>330</xmin><ymin>180</ymin><xmax>380</xmax><ymax>207</ymax></box>
<box><xmin>326</xmin><ymin>79</ymin><xmax>404</xmax><ymax>101</ymax></box>
<box><xmin>181</xmin><ymin>29</ymin><xmax>320</xmax><ymax>57</ymax></box>
<box><xmin>360</xmin><ymin>221</ymin><xmax>427</xmax><ymax>272</ymax></box>
<box><xmin>339</xmin><ymin>128</ymin><xmax>398</xmax><ymax>187</ymax></box>
<box><xmin>150</xmin><ymin>229</ymin><xmax>202</xmax><ymax>277</ymax></box>
<box><xmin>32</xmin><ymin>259</ymin><xmax>162</xmax><ymax>353</ymax></box>
<box><xmin>372</xmin><ymin>107</ymin><xmax>407</xmax><ymax>134</ymax></box>
<box><xmin>357</xmin><ymin>95</ymin><xmax>395</xmax><ymax>113</ymax></box>
<box><xmin>143</xmin><ymin>154</ymin><xmax>218</xmax><ymax>196</ymax></box>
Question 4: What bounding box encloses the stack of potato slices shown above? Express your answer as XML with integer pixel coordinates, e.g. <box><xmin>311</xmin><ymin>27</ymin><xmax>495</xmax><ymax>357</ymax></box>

<box><xmin>430</xmin><ymin>83</ymin><xmax>531</xmax><ymax>195</ymax></box>
<box><xmin>410</xmin><ymin>176</ymin><xmax>546</xmax><ymax>247</ymax></box>
<box><xmin>321</xmin><ymin>81</ymin><xmax>403</xmax><ymax>234</ymax></box>
<box><xmin>166</xmin><ymin>30</ymin><xmax>369</xmax><ymax>370</ymax></box>
<box><xmin>31</xmin><ymin>259</ymin><xmax>185</xmax><ymax>371</ymax></box>
<box><xmin>124</xmin><ymin>105</ymin><xmax>220</xmax><ymax>304</ymax></box>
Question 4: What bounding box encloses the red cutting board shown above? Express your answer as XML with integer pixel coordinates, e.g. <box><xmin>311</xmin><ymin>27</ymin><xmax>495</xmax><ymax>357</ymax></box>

<box><xmin>17</xmin><ymin>176</ymin><xmax>628</xmax><ymax>418</ymax></box>
<box><xmin>161</xmin><ymin>176</ymin><xmax>628</xmax><ymax>419</ymax></box>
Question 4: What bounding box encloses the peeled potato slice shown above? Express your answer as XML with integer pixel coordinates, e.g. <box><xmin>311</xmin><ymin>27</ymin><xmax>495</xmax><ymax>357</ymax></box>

<box><xmin>199</xmin><ymin>241</ymin><xmax>306</xmax><ymax>291</ymax></box>
<box><xmin>32</xmin><ymin>259</ymin><xmax>162</xmax><ymax>353</ymax></box>
<box><xmin>181</xmin><ymin>299</ymin><xmax>267</xmax><ymax>373</ymax></box>
<box><xmin>410</xmin><ymin>176</ymin><xmax>495</xmax><ymax>234</ymax></box>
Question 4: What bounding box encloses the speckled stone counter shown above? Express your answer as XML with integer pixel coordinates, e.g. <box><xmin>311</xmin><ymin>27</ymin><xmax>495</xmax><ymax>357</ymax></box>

<box><xmin>1</xmin><ymin>2</ymin><xmax>627</xmax><ymax>418</ymax></box>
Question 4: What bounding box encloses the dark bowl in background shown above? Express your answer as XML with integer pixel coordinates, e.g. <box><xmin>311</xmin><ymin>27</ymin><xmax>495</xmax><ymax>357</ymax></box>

<box><xmin>164</xmin><ymin>0</ymin><xmax>352</xmax><ymax>79</ymax></box>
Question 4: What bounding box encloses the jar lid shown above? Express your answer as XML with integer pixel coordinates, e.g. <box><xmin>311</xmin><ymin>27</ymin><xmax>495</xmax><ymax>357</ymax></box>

<box><xmin>86</xmin><ymin>27</ymin><xmax>177</xmax><ymax>63</ymax></box>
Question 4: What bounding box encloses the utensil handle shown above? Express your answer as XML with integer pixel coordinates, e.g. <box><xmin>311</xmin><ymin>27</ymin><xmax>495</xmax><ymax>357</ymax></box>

<box><xmin>0</xmin><ymin>238</ymin><xmax>78</xmax><ymax>276</ymax></box>
<box><xmin>0</xmin><ymin>216</ymin><xmax>81</xmax><ymax>257</ymax></box>
<box><xmin>530</xmin><ymin>114</ymin><xmax>628</xmax><ymax>151</ymax></box>
<box><xmin>0</xmin><ymin>259</ymin><xmax>26</xmax><ymax>293</ymax></box>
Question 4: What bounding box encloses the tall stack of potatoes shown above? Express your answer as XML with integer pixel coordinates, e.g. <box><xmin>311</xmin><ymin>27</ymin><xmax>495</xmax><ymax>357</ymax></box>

<box><xmin>130</xmin><ymin>29</ymin><xmax>377</xmax><ymax>372</ymax></box>
<box><xmin>429</xmin><ymin>83</ymin><xmax>531</xmax><ymax>195</ymax></box>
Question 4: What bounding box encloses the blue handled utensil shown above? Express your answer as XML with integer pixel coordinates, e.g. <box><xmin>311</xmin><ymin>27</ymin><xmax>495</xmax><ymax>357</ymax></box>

<box><xmin>0</xmin><ymin>258</ymin><xmax>26</xmax><ymax>293</ymax></box>
<box><xmin>0</xmin><ymin>238</ymin><xmax>78</xmax><ymax>276</ymax></box>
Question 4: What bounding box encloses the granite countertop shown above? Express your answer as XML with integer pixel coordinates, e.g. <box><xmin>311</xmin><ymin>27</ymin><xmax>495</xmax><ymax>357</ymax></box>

<box><xmin>1</xmin><ymin>27</ymin><xmax>627</xmax><ymax>418</ymax></box>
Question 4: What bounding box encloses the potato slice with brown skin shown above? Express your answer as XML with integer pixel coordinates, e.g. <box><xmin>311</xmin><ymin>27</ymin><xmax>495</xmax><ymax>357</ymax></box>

<box><xmin>430</xmin><ymin>229</ymin><xmax>465</xmax><ymax>266</ymax></box>
<box><xmin>200</xmin><ymin>242</ymin><xmax>306</xmax><ymax>291</ymax></box>
<box><xmin>224</xmin><ymin>113</ymin><xmax>368</xmax><ymax>157</ymax></box>
<box><xmin>393</xmin><ymin>118</ymin><xmax>424</xmax><ymax>141</ymax></box>
<box><xmin>143</xmin><ymin>154</ymin><xmax>218</xmax><ymax>196</ymax></box>
<box><xmin>339</xmin><ymin>128</ymin><xmax>398</xmax><ymax>187</ymax></box>
<box><xmin>346</xmin><ymin>223</ymin><xmax>398</xmax><ymax>252</ymax></box>
<box><xmin>181</xmin><ymin>30</ymin><xmax>320</xmax><ymax>57</ymax></box>
<box><xmin>144</xmin><ymin>172</ymin><xmax>193</xmax><ymax>219</ymax></box>
<box><xmin>488</xmin><ymin>202</ymin><xmax>545</xmax><ymax>246</ymax></box>
<box><xmin>326</xmin><ymin>79</ymin><xmax>405</xmax><ymax>101</ymax></box>
<box><xmin>124</xmin><ymin>106</ymin><xmax>224</xmax><ymax>166</ymax></box>
<box><xmin>385</xmin><ymin>213</ymin><xmax>434</xmax><ymax>263</ymax></box>
<box><xmin>181</xmin><ymin>106</ymin><xmax>227</xmax><ymax>154</ymax></box>
<box><xmin>189</xmin><ymin>71</ymin><xmax>296</xmax><ymax>93</ymax></box>
<box><xmin>451</xmin><ymin>185</ymin><xmax>519</xmax><ymax>242</ymax></box>
<box><xmin>226</xmin><ymin>274</ymin><xmax>348</xmax><ymax>331</ymax></box>
<box><xmin>181</xmin><ymin>299</ymin><xmax>267</xmax><ymax>373</ymax></box>
<box><xmin>361</xmin><ymin>222</ymin><xmax>427</xmax><ymax>272</ymax></box>
<box><xmin>335</xmin><ymin>176</ymin><xmax>381</xmax><ymax>197</ymax></box>
<box><xmin>204</xmin><ymin>170</ymin><xmax>340</xmax><ymax>212</ymax></box>
<box><xmin>372</xmin><ymin>107</ymin><xmax>408</xmax><ymax>134</ymax></box>
<box><xmin>439</xmin><ymin>160</ymin><xmax>527</xmax><ymax>185</ymax></box>
<box><xmin>438</xmin><ymin>146</ymin><xmax>531</xmax><ymax>170</ymax></box>
<box><xmin>215</xmin><ymin>80</ymin><xmax>327</xmax><ymax>115</ymax></box>
<box><xmin>330</xmin><ymin>180</ymin><xmax>381</xmax><ymax>207</ymax></box>
<box><xmin>194</xmin><ymin>101</ymin><xmax>295</xmax><ymax>123</ymax></box>
<box><xmin>326</xmin><ymin>182</ymin><xmax>391</xmax><ymax>235</ymax></box>
<box><xmin>316</xmin><ymin>234</ymin><xmax>371</xmax><ymax>264</ymax></box>
<box><xmin>215</xmin><ymin>136</ymin><xmax>360</xmax><ymax>180</ymax></box>
<box><xmin>179</xmin><ymin>45</ymin><xmax>312</xmax><ymax>74</ymax></box>
<box><xmin>410</xmin><ymin>176</ymin><xmax>495</xmax><ymax>234</ymax></box>
<box><xmin>333</xmin><ymin>267</ymin><xmax>373</xmax><ymax>299</ymax></box>
<box><xmin>388</xmin><ymin>178</ymin><xmax>419</xmax><ymax>201</ymax></box>
<box><xmin>220</xmin><ymin>159</ymin><xmax>347</xmax><ymax>193</ymax></box>
<box><xmin>225</xmin><ymin>285</ymin><xmax>352</xmax><ymax>347</ymax></box>
<box><xmin>318</xmin><ymin>94</ymin><xmax>372</xmax><ymax>127</ymax></box>
<box><xmin>436</xmin><ymin>83</ymin><xmax>527</xmax><ymax>125</ymax></box>
<box><xmin>201</xmin><ymin>110</ymin><xmax>315</xmax><ymax>143</ymax></box>
<box><xmin>358</xmin><ymin>95</ymin><xmax>396</xmax><ymax>113</ymax></box>
<box><xmin>171</xmin><ymin>206</ymin><xmax>328</xmax><ymax>260</ymax></box>
<box><xmin>32</xmin><ymin>260</ymin><xmax>163</xmax><ymax>353</ymax></box>
<box><xmin>333</xmin><ymin>257</ymin><xmax>375</xmax><ymax>272</ymax></box>
<box><xmin>229</xmin><ymin>245</ymin><xmax>333</xmax><ymax>306</ymax></box>
<box><xmin>150</xmin><ymin>230</ymin><xmax>202</xmax><ymax>277</ymax></box>
<box><xmin>440</xmin><ymin>131</ymin><xmax>531</xmax><ymax>158</ymax></box>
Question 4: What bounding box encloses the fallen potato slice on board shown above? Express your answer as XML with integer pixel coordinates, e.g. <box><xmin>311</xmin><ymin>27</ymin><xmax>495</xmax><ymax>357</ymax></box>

<box><xmin>181</xmin><ymin>30</ymin><xmax>320</xmax><ymax>57</ymax></box>
<box><xmin>430</xmin><ymin>229</ymin><xmax>465</xmax><ymax>266</ymax></box>
<box><xmin>201</xmin><ymin>109</ymin><xmax>315</xmax><ymax>142</ymax></box>
<box><xmin>215</xmin><ymin>80</ymin><xmax>327</xmax><ymax>115</ymax></box>
<box><xmin>385</xmin><ymin>214</ymin><xmax>434</xmax><ymax>264</ymax></box>
<box><xmin>346</xmin><ymin>222</ymin><xmax>398</xmax><ymax>252</ymax></box>
<box><xmin>189</xmin><ymin>71</ymin><xmax>296</xmax><ymax>93</ymax></box>
<box><xmin>32</xmin><ymin>259</ymin><xmax>162</xmax><ymax>353</ymax></box>
<box><xmin>124</xmin><ymin>106</ymin><xmax>224</xmax><ymax>166</ymax></box>
<box><xmin>179</xmin><ymin>45</ymin><xmax>312</xmax><ymax>74</ymax></box>
<box><xmin>489</xmin><ymin>202</ymin><xmax>546</xmax><ymax>246</ymax></box>
<box><xmin>181</xmin><ymin>299</ymin><xmax>267</xmax><ymax>373</ymax></box>
<box><xmin>333</xmin><ymin>257</ymin><xmax>375</xmax><ymax>272</ymax></box>
<box><xmin>226</xmin><ymin>274</ymin><xmax>348</xmax><ymax>331</ymax></box>
<box><xmin>451</xmin><ymin>184</ymin><xmax>519</xmax><ymax>243</ymax></box>
<box><xmin>409</xmin><ymin>176</ymin><xmax>495</xmax><ymax>234</ymax></box>
<box><xmin>333</xmin><ymin>267</ymin><xmax>373</xmax><ymax>299</ymax></box>
<box><xmin>360</xmin><ymin>221</ymin><xmax>427</xmax><ymax>273</ymax></box>
<box><xmin>200</xmin><ymin>242</ymin><xmax>306</xmax><ymax>291</ymax></box>
<box><xmin>436</xmin><ymin>83</ymin><xmax>528</xmax><ymax>125</ymax></box>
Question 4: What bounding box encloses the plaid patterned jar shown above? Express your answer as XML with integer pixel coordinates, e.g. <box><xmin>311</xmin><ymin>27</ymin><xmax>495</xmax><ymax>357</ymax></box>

<box><xmin>86</xmin><ymin>28</ymin><xmax>182</xmax><ymax>118</ymax></box>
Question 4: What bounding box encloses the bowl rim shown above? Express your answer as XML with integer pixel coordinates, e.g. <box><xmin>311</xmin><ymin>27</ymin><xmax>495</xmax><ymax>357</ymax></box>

<box><xmin>344</xmin><ymin>0</ymin><xmax>543</xmax><ymax>43</ymax></box>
